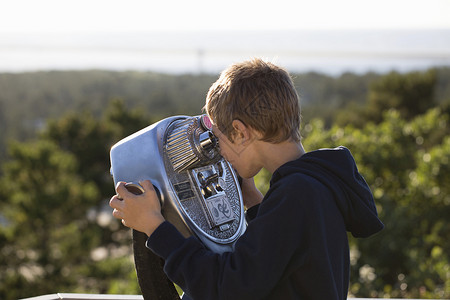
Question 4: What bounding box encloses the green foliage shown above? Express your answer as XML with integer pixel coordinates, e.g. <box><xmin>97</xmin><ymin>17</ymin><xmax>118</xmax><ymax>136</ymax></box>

<box><xmin>367</xmin><ymin>69</ymin><xmax>437</xmax><ymax>122</ymax></box>
<box><xmin>0</xmin><ymin>68</ymin><xmax>449</xmax><ymax>299</ymax></box>
<box><xmin>0</xmin><ymin>140</ymin><xmax>102</xmax><ymax>298</ymax></box>
<box><xmin>294</xmin><ymin>71</ymin><xmax>379</xmax><ymax>126</ymax></box>
<box><xmin>0</xmin><ymin>71</ymin><xmax>215</xmax><ymax>167</ymax></box>
<box><xmin>0</xmin><ymin>100</ymin><xmax>150</xmax><ymax>299</ymax></box>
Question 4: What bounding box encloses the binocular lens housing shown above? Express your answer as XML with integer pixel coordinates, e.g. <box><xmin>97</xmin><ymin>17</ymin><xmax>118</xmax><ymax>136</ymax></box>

<box><xmin>110</xmin><ymin>115</ymin><xmax>246</xmax><ymax>253</ymax></box>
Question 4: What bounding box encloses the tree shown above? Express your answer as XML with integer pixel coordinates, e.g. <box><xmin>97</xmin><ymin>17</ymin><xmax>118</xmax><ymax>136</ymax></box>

<box><xmin>0</xmin><ymin>99</ymin><xmax>151</xmax><ymax>299</ymax></box>
<box><xmin>0</xmin><ymin>140</ymin><xmax>99</xmax><ymax>299</ymax></box>
<box><xmin>404</xmin><ymin>136</ymin><xmax>450</xmax><ymax>298</ymax></box>
<box><xmin>366</xmin><ymin>70</ymin><xmax>437</xmax><ymax>122</ymax></box>
<box><xmin>0</xmin><ymin>101</ymin><xmax>6</xmax><ymax>162</ymax></box>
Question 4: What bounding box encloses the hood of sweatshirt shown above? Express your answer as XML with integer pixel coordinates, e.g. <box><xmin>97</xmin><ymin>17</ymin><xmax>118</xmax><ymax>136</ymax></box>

<box><xmin>271</xmin><ymin>146</ymin><xmax>384</xmax><ymax>238</ymax></box>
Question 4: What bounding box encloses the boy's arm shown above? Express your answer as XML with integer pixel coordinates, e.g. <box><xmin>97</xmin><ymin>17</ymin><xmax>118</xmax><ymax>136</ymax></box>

<box><xmin>240</xmin><ymin>177</ymin><xmax>263</xmax><ymax>209</ymax></box>
<box><xmin>240</xmin><ymin>177</ymin><xmax>263</xmax><ymax>221</ymax></box>
<box><xmin>111</xmin><ymin>179</ymin><xmax>300</xmax><ymax>300</ymax></box>
<box><xmin>147</xmin><ymin>180</ymin><xmax>309</xmax><ymax>300</ymax></box>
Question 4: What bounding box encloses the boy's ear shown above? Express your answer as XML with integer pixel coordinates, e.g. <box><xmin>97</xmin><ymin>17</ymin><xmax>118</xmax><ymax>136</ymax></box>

<box><xmin>231</xmin><ymin>120</ymin><xmax>252</xmax><ymax>144</ymax></box>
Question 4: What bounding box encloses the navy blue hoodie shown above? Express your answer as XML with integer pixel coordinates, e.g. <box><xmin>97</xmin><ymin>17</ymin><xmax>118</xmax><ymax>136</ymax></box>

<box><xmin>146</xmin><ymin>146</ymin><xmax>384</xmax><ymax>300</ymax></box>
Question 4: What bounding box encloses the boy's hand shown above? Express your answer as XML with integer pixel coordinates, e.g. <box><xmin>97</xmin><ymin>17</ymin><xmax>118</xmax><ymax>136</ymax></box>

<box><xmin>240</xmin><ymin>177</ymin><xmax>263</xmax><ymax>208</ymax></box>
<box><xmin>109</xmin><ymin>180</ymin><xmax>165</xmax><ymax>237</ymax></box>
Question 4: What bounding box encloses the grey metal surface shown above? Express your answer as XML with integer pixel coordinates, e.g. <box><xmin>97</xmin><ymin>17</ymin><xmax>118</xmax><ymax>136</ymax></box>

<box><xmin>110</xmin><ymin>115</ymin><xmax>246</xmax><ymax>253</ymax></box>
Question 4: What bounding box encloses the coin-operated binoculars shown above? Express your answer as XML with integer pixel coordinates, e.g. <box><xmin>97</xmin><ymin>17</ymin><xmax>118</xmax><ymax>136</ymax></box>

<box><xmin>110</xmin><ymin>115</ymin><xmax>246</xmax><ymax>299</ymax></box>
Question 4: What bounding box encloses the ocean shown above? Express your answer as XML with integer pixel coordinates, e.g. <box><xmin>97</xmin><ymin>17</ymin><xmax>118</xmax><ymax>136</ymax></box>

<box><xmin>0</xmin><ymin>29</ymin><xmax>449</xmax><ymax>75</ymax></box>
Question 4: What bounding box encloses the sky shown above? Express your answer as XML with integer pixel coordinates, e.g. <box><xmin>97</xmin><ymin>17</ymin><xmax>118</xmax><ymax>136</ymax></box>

<box><xmin>1</xmin><ymin>0</ymin><xmax>450</xmax><ymax>33</ymax></box>
<box><xmin>1</xmin><ymin>0</ymin><xmax>449</xmax><ymax>74</ymax></box>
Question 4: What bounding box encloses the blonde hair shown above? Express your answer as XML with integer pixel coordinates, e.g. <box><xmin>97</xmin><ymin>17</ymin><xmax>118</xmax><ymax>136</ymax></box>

<box><xmin>204</xmin><ymin>58</ymin><xmax>301</xmax><ymax>143</ymax></box>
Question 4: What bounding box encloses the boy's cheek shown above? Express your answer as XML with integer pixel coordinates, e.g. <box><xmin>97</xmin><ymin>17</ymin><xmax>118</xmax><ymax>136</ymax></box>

<box><xmin>220</xmin><ymin>149</ymin><xmax>231</xmax><ymax>163</ymax></box>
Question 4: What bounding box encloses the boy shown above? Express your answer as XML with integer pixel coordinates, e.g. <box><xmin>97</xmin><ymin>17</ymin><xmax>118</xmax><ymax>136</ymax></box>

<box><xmin>110</xmin><ymin>58</ymin><xmax>384</xmax><ymax>299</ymax></box>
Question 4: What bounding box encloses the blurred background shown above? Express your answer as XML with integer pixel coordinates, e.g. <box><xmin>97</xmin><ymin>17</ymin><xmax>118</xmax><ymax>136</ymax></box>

<box><xmin>0</xmin><ymin>0</ymin><xmax>449</xmax><ymax>299</ymax></box>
